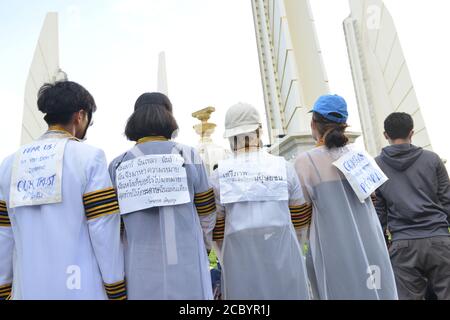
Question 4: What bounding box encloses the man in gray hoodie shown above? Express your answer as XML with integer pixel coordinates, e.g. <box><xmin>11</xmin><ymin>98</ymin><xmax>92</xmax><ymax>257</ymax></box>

<box><xmin>375</xmin><ymin>112</ymin><xmax>450</xmax><ymax>300</ymax></box>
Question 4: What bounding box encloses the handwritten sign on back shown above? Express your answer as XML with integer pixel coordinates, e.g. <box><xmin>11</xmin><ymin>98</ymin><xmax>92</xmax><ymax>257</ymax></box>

<box><xmin>333</xmin><ymin>149</ymin><xmax>388</xmax><ymax>203</ymax></box>
<box><xmin>9</xmin><ymin>138</ymin><xmax>68</xmax><ymax>208</ymax></box>
<box><xmin>218</xmin><ymin>152</ymin><xmax>288</xmax><ymax>204</ymax></box>
<box><xmin>115</xmin><ymin>154</ymin><xmax>190</xmax><ymax>215</ymax></box>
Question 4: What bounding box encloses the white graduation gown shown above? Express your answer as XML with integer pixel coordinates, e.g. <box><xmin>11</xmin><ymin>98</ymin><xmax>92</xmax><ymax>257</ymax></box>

<box><xmin>0</xmin><ymin>131</ymin><xmax>125</xmax><ymax>300</ymax></box>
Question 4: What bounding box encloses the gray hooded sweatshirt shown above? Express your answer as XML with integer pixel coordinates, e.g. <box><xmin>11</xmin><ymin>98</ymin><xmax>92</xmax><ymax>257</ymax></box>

<box><xmin>375</xmin><ymin>144</ymin><xmax>450</xmax><ymax>241</ymax></box>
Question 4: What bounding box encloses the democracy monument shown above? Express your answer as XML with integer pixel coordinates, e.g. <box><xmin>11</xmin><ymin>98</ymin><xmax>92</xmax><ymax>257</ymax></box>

<box><xmin>19</xmin><ymin>0</ymin><xmax>433</xmax><ymax>161</ymax></box>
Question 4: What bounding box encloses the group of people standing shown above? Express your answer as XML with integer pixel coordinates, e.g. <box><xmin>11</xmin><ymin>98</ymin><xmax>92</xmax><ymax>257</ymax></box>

<box><xmin>0</xmin><ymin>80</ymin><xmax>448</xmax><ymax>300</ymax></box>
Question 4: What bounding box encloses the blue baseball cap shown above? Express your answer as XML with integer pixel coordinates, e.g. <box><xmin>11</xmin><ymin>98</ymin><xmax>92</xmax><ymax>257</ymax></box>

<box><xmin>310</xmin><ymin>94</ymin><xmax>348</xmax><ymax>123</ymax></box>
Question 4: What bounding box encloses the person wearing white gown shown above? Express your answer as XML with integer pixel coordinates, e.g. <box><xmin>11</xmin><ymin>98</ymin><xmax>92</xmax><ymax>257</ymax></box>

<box><xmin>0</xmin><ymin>81</ymin><xmax>125</xmax><ymax>300</ymax></box>
<box><xmin>210</xmin><ymin>103</ymin><xmax>311</xmax><ymax>300</ymax></box>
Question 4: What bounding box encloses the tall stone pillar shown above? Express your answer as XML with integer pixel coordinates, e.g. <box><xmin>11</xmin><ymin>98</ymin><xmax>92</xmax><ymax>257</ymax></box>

<box><xmin>21</xmin><ymin>12</ymin><xmax>65</xmax><ymax>145</ymax></box>
<box><xmin>344</xmin><ymin>0</ymin><xmax>433</xmax><ymax>155</ymax></box>
<box><xmin>251</xmin><ymin>0</ymin><xmax>359</xmax><ymax>161</ymax></box>
<box><xmin>157</xmin><ymin>52</ymin><xmax>169</xmax><ymax>96</ymax></box>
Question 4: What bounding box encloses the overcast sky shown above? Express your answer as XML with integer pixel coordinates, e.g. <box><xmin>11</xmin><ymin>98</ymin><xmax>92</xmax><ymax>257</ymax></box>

<box><xmin>0</xmin><ymin>0</ymin><xmax>449</xmax><ymax>170</ymax></box>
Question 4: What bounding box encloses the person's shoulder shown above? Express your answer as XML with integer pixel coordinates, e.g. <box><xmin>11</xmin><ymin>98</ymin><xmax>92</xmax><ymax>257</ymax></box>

<box><xmin>294</xmin><ymin>149</ymin><xmax>313</xmax><ymax>165</ymax></box>
<box><xmin>108</xmin><ymin>150</ymin><xmax>131</xmax><ymax>173</ymax></box>
<box><xmin>0</xmin><ymin>152</ymin><xmax>15</xmax><ymax>166</ymax></box>
<box><xmin>171</xmin><ymin>142</ymin><xmax>204</xmax><ymax>165</ymax></box>
<box><xmin>421</xmin><ymin>148</ymin><xmax>439</xmax><ymax>159</ymax></box>
<box><xmin>374</xmin><ymin>153</ymin><xmax>383</xmax><ymax>164</ymax></box>
<box><xmin>278</xmin><ymin>156</ymin><xmax>295</xmax><ymax>171</ymax></box>
<box><xmin>66</xmin><ymin>141</ymin><xmax>108</xmax><ymax>165</ymax></box>
<box><xmin>209</xmin><ymin>168</ymin><xmax>220</xmax><ymax>183</ymax></box>
<box><xmin>420</xmin><ymin>148</ymin><xmax>443</xmax><ymax>165</ymax></box>
<box><xmin>0</xmin><ymin>153</ymin><xmax>16</xmax><ymax>175</ymax></box>
<box><xmin>110</xmin><ymin>151</ymin><xmax>129</xmax><ymax>165</ymax></box>
<box><xmin>172</xmin><ymin>142</ymin><xmax>197</xmax><ymax>153</ymax></box>
<box><xmin>67</xmin><ymin>140</ymin><xmax>103</xmax><ymax>154</ymax></box>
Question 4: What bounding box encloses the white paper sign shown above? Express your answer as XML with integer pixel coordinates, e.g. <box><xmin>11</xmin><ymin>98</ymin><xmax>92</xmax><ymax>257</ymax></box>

<box><xmin>333</xmin><ymin>149</ymin><xmax>388</xmax><ymax>203</ymax></box>
<box><xmin>115</xmin><ymin>154</ymin><xmax>190</xmax><ymax>214</ymax></box>
<box><xmin>218</xmin><ymin>153</ymin><xmax>288</xmax><ymax>204</ymax></box>
<box><xmin>9</xmin><ymin>138</ymin><xmax>68</xmax><ymax>208</ymax></box>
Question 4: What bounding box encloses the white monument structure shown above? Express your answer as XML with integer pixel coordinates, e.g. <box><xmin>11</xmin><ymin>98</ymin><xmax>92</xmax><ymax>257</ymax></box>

<box><xmin>22</xmin><ymin>4</ymin><xmax>434</xmax><ymax>162</ymax></box>
<box><xmin>157</xmin><ymin>51</ymin><xmax>169</xmax><ymax>96</ymax></box>
<box><xmin>251</xmin><ymin>0</ymin><xmax>433</xmax><ymax>159</ymax></box>
<box><xmin>156</xmin><ymin>52</ymin><xmax>227</xmax><ymax>174</ymax></box>
<box><xmin>21</xmin><ymin>12</ymin><xmax>66</xmax><ymax>145</ymax></box>
<box><xmin>344</xmin><ymin>0</ymin><xmax>433</xmax><ymax>155</ymax></box>
<box><xmin>251</xmin><ymin>0</ymin><xmax>359</xmax><ymax>160</ymax></box>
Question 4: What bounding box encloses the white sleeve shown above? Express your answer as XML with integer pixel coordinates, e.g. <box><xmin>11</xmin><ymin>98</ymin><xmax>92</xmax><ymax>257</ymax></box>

<box><xmin>83</xmin><ymin>149</ymin><xmax>126</xmax><ymax>300</ymax></box>
<box><xmin>191</xmin><ymin>150</ymin><xmax>217</xmax><ymax>252</ymax></box>
<box><xmin>0</xmin><ymin>183</ymin><xmax>13</xmax><ymax>300</ymax></box>
<box><xmin>287</xmin><ymin>162</ymin><xmax>306</xmax><ymax>206</ymax></box>
<box><xmin>287</xmin><ymin>162</ymin><xmax>311</xmax><ymax>249</ymax></box>
<box><xmin>209</xmin><ymin>169</ymin><xmax>225</xmax><ymax>259</ymax></box>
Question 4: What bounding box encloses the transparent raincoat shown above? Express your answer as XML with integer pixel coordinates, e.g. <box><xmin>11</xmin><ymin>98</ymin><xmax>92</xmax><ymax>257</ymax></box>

<box><xmin>210</xmin><ymin>150</ymin><xmax>311</xmax><ymax>300</ymax></box>
<box><xmin>295</xmin><ymin>145</ymin><xmax>398</xmax><ymax>300</ymax></box>
<box><xmin>109</xmin><ymin>140</ymin><xmax>215</xmax><ymax>300</ymax></box>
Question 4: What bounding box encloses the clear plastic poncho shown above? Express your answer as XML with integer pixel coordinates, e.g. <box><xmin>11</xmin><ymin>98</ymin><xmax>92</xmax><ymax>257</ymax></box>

<box><xmin>109</xmin><ymin>141</ymin><xmax>214</xmax><ymax>300</ymax></box>
<box><xmin>295</xmin><ymin>145</ymin><xmax>398</xmax><ymax>300</ymax></box>
<box><xmin>210</xmin><ymin>150</ymin><xmax>311</xmax><ymax>300</ymax></box>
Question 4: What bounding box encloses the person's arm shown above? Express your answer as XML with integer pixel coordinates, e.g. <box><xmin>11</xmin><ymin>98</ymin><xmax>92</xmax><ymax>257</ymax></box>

<box><xmin>84</xmin><ymin>149</ymin><xmax>126</xmax><ymax>300</ymax></box>
<box><xmin>0</xmin><ymin>164</ymin><xmax>13</xmax><ymax>300</ymax></box>
<box><xmin>191</xmin><ymin>150</ymin><xmax>217</xmax><ymax>252</ymax></box>
<box><xmin>288</xmin><ymin>163</ymin><xmax>311</xmax><ymax>249</ymax></box>
<box><xmin>108</xmin><ymin>158</ymin><xmax>126</xmax><ymax>240</ymax></box>
<box><xmin>436</xmin><ymin>157</ymin><xmax>450</xmax><ymax>223</ymax></box>
<box><xmin>0</xmin><ymin>198</ymin><xmax>13</xmax><ymax>300</ymax></box>
<box><xmin>209</xmin><ymin>169</ymin><xmax>225</xmax><ymax>259</ymax></box>
<box><xmin>374</xmin><ymin>189</ymin><xmax>390</xmax><ymax>244</ymax></box>
<box><xmin>370</xmin><ymin>193</ymin><xmax>377</xmax><ymax>204</ymax></box>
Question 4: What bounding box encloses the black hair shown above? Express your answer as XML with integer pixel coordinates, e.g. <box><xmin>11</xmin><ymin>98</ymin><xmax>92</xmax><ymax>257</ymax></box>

<box><xmin>37</xmin><ymin>81</ymin><xmax>97</xmax><ymax>125</ymax></box>
<box><xmin>312</xmin><ymin>112</ymin><xmax>349</xmax><ymax>149</ymax></box>
<box><xmin>384</xmin><ymin>112</ymin><xmax>414</xmax><ymax>140</ymax></box>
<box><xmin>125</xmin><ymin>92</ymin><xmax>179</xmax><ymax>141</ymax></box>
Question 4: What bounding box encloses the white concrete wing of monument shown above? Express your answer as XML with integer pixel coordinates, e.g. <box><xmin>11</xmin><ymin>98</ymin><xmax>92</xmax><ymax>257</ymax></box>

<box><xmin>21</xmin><ymin>12</ymin><xmax>64</xmax><ymax>145</ymax></box>
<box><xmin>252</xmin><ymin>0</ymin><xmax>331</xmax><ymax>140</ymax></box>
<box><xmin>252</xmin><ymin>0</ymin><xmax>334</xmax><ymax>159</ymax></box>
<box><xmin>344</xmin><ymin>0</ymin><xmax>432</xmax><ymax>156</ymax></box>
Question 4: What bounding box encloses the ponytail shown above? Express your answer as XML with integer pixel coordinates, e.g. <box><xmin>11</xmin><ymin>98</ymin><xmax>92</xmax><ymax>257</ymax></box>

<box><xmin>323</xmin><ymin>124</ymin><xmax>349</xmax><ymax>149</ymax></box>
<box><xmin>313</xmin><ymin>112</ymin><xmax>349</xmax><ymax>149</ymax></box>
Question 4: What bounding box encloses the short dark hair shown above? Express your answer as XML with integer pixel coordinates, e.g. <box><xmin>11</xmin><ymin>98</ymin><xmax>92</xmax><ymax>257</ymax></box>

<box><xmin>384</xmin><ymin>112</ymin><xmax>414</xmax><ymax>140</ymax></box>
<box><xmin>312</xmin><ymin>112</ymin><xmax>349</xmax><ymax>149</ymax></box>
<box><xmin>125</xmin><ymin>92</ymin><xmax>179</xmax><ymax>141</ymax></box>
<box><xmin>37</xmin><ymin>81</ymin><xmax>97</xmax><ymax>125</ymax></box>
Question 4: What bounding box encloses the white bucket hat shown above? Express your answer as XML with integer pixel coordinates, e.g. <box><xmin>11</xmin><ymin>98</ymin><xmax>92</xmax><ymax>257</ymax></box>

<box><xmin>224</xmin><ymin>103</ymin><xmax>262</xmax><ymax>138</ymax></box>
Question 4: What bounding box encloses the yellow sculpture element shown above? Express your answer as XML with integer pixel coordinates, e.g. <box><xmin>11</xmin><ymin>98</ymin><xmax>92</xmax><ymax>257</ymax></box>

<box><xmin>192</xmin><ymin>106</ymin><xmax>229</xmax><ymax>175</ymax></box>
<box><xmin>192</xmin><ymin>107</ymin><xmax>217</xmax><ymax>144</ymax></box>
